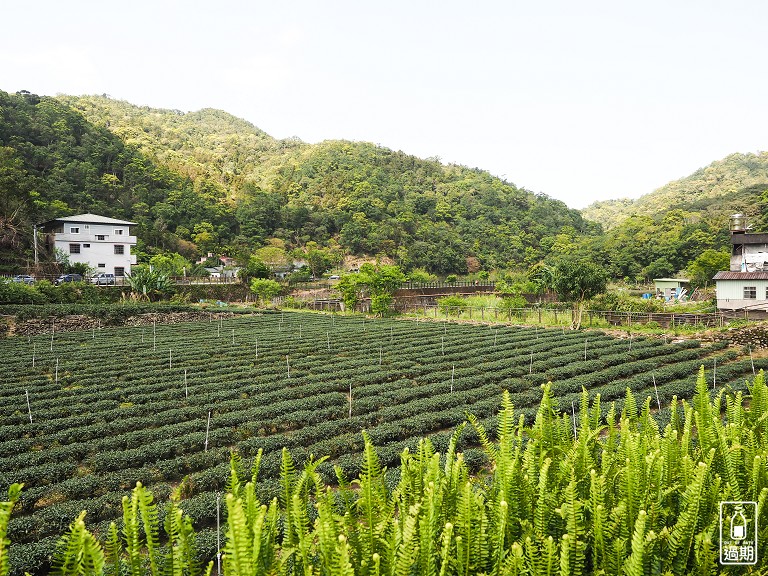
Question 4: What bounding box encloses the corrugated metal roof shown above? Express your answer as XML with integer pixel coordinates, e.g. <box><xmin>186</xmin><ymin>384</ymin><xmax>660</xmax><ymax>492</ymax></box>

<box><xmin>713</xmin><ymin>271</ymin><xmax>768</xmax><ymax>280</ymax></box>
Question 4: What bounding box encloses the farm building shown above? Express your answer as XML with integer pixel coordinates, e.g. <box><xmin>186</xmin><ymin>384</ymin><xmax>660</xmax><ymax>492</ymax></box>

<box><xmin>714</xmin><ymin>214</ymin><xmax>768</xmax><ymax>312</ymax></box>
<box><xmin>38</xmin><ymin>213</ymin><xmax>137</xmax><ymax>277</ymax></box>
<box><xmin>653</xmin><ymin>278</ymin><xmax>690</xmax><ymax>300</ymax></box>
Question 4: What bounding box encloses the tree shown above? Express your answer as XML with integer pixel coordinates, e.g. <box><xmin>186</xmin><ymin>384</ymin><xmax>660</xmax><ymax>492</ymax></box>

<box><xmin>549</xmin><ymin>256</ymin><xmax>608</xmax><ymax>329</ymax></box>
<box><xmin>249</xmin><ymin>278</ymin><xmax>281</xmax><ymax>306</ymax></box>
<box><xmin>238</xmin><ymin>257</ymin><xmax>270</xmax><ymax>285</ymax></box>
<box><xmin>148</xmin><ymin>253</ymin><xmax>192</xmax><ymax>276</ymax></box>
<box><xmin>687</xmin><ymin>249</ymin><xmax>729</xmax><ymax>289</ymax></box>
<box><xmin>305</xmin><ymin>248</ymin><xmax>335</xmax><ymax>279</ymax></box>
<box><xmin>337</xmin><ymin>264</ymin><xmax>405</xmax><ymax>316</ymax></box>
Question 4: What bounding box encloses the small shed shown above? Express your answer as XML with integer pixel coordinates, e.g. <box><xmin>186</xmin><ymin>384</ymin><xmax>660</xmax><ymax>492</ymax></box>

<box><xmin>653</xmin><ymin>278</ymin><xmax>690</xmax><ymax>300</ymax></box>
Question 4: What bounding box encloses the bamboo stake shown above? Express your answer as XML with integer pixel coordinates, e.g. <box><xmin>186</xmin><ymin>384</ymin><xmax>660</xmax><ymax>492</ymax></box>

<box><xmin>232</xmin><ymin>329</ymin><xmax>235</xmax><ymax>345</ymax></box>
<box><xmin>451</xmin><ymin>364</ymin><xmax>455</xmax><ymax>393</ymax></box>
<box><xmin>50</xmin><ymin>324</ymin><xmax>54</xmax><ymax>352</ymax></box>
<box><xmin>55</xmin><ymin>357</ymin><xmax>59</xmax><ymax>384</ymax></box>
<box><xmin>255</xmin><ymin>339</ymin><xmax>258</xmax><ymax>360</ymax></box>
<box><xmin>494</xmin><ymin>330</ymin><xmax>498</xmax><ymax>347</ymax></box>
<box><xmin>184</xmin><ymin>369</ymin><xmax>188</xmax><ymax>399</ymax></box>
<box><xmin>750</xmin><ymin>346</ymin><xmax>755</xmax><ymax>376</ymax></box>
<box><xmin>327</xmin><ymin>331</ymin><xmax>330</xmax><ymax>352</ymax></box>
<box><xmin>652</xmin><ymin>373</ymin><xmax>660</xmax><ymax>411</ymax></box>
<box><xmin>153</xmin><ymin>321</ymin><xmax>156</xmax><ymax>351</ymax></box>
<box><xmin>530</xmin><ymin>351</ymin><xmax>534</xmax><ymax>374</ymax></box>
<box><xmin>441</xmin><ymin>335</ymin><xmax>444</xmax><ymax>356</ymax></box>
<box><xmin>216</xmin><ymin>494</ymin><xmax>222</xmax><ymax>575</ymax></box>
<box><xmin>205</xmin><ymin>411</ymin><xmax>211</xmax><ymax>451</ymax></box>
<box><xmin>26</xmin><ymin>390</ymin><xmax>32</xmax><ymax>424</ymax></box>
<box><xmin>379</xmin><ymin>346</ymin><xmax>382</xmax><ymax>365</ymax></box>
<box><xmin>584</xmin><ymin>338</ymin><xmax>588</xmax><ymax>360</ymax></box>
<box><xmin>169</xmin><ymin>349</ymin><xmax>172</xmax><ymax>369</ymax></box>
<box><xmin>286</xmin><ymin>355</ymin><xmax>290</xmax><ymax>378</ymax></box>
<box><xmin>713</xmin><ymin>357</ymin><xmax>717</xmax><ymax>391</ymax></box>
<box><xmin>32</xmin><ymin>343</ymin><xmax>35</xmax><ymax>368</ymax></box>
<box><xmin>348</xmin><ymin>381</ymin><xmax>352</xmax><ymax>418</ymax></box>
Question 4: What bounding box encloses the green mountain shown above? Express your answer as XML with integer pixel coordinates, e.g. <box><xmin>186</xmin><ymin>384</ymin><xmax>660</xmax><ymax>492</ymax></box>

<box><xmin>582</xmin><ymin>152</ymin><xmax>768</xmax><ymax>230</ymax></box>
<box><xmin>0</xmin><ymin>90</ymin><xmax>596</xmax><ymax>274</ymax></box>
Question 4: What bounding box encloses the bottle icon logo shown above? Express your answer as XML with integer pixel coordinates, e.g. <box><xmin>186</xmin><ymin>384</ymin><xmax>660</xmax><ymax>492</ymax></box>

<box><xmin>731</xmin><ymin>509</ymin><xmax>747</xmax><ymax>540</ymax></box>
<box><xmin>720</xmin><ymin>501</ymin><xmax>758</xmax><ymax>565</ymax></box>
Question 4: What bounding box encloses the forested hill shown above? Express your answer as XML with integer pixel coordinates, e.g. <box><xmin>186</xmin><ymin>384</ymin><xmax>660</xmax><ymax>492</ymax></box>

<box><xmin>0</xmin><ymin>90</ymin><xmax>596</xmax><ymax>274</ymax></box>
<box><xmin>582</xmin><ymin>152</ymin><xmax>768</xmax><ymax>230</ymax></box>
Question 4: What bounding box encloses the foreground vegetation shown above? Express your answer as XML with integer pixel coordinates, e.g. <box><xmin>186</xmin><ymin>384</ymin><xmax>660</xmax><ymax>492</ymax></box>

<box><xmin>2</xmin><ymin>369</ymin><xmax>768</xmax><ymax>574</ymax></box>
<box><xmin>0</xmin><ymin>312</ymin><xmax>766</xmax><ymax>573</ymax></box>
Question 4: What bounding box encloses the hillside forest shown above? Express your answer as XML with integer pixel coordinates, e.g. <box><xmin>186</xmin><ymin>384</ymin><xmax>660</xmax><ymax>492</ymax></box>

<box><xmin>2</xmin><ymin>89</ymin><xmax>767</xmax><ymax>284</ymax></box>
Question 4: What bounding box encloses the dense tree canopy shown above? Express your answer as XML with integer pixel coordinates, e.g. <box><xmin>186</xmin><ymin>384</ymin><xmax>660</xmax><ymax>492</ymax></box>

<box><xmin>0</xmin><ymin>90</ymin><xmax>755</xmax><ymax>282</ymax></box>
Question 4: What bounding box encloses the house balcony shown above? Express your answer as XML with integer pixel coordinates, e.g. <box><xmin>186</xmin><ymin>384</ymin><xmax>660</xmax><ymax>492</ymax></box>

<box><xmin>54</xmin><ymin>233</ymin><xmax>137</xmax><ymax>244</ymax></box>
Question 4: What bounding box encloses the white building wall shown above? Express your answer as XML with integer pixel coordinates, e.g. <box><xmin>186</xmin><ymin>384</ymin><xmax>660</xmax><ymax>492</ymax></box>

<box><xmin>54</xmin><ymin>221</ymin><xmax>137</xmax><ymax>276</ymax></box>
<box><xmin>716</xmin><ymin>280</ymin><xmax>768</xmax><ymax>310</ymax></box>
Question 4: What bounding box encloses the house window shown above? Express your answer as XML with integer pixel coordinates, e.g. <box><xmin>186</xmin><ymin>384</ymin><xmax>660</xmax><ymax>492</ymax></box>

<box><xmin>83</xmin><ymin>244</ymin><xmax>90</xmax><ymax>248</ymax></box>
<box><xmin>744</xmin><ymin>286</ymin><xmax>757</xmax><ymax>299</ymax></box>
<box><xmin>96</xmin><ymin>235</ymin><xmax>106</xmax><ymax>241</ymax></box>
<box><xmin>69</xmin><ymin>227</ymin><xmax>80</xmax><ymax>234</ymax></box>
<box><xmin>114</xmin><ymin>267</ymin><xmax>125</xmax><ymax>277</ymax></box>
<box><xmin>114</xmin><ymin>245</ymin><xmax>124</xmax><ymax>255</ymax></box>
<box><xmin>69</xmin><ymin>243</ymin><xmax>80</xmax><ymax>254</ymax></box>
<box><xmin>98</xmin><ymin>263</ymin><xmax>106</xmax><ymax>268</ymax></box>
<box><xmin>114</xmin><ymin>229</ymin><xmax>124</xmax><ymax>235</ymax></box>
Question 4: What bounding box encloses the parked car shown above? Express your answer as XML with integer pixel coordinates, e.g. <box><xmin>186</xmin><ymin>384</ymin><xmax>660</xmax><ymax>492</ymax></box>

<box><xmin>12</xmin><ymin>275</ymin><xmax>35</xmax><ymax>285</ymax></box>
<box><xmin>54</xmin><ymin>274</ymin><xmax>83</xmax><ymax>285</ymax></box>
<box><xmin>329</xmin><ymin>275</ymin><xmax>340</xmax><ymax>280</ymax></box>
<box><xmin>91</xmin><ymin>273</ymin><xmax>115</xmax><ymax>285</ymax></box>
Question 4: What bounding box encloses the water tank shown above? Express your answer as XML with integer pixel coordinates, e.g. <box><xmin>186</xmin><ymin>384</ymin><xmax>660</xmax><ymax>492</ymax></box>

<box><xmin>730</xmin><ymin>213</ymin><xmax>747</xmax><ymax>232</ymax></box>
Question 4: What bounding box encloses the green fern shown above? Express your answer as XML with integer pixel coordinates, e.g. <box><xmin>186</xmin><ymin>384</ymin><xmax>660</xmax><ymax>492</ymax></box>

<box><xmin>0</xmin><ymin>483</ymin><xmax>21</xmax><ymax>576</ymax></box>
<box><xmin>50</xmin><ymin>511</ymin><xmax>105</xmax><ymax>576</ymax></box>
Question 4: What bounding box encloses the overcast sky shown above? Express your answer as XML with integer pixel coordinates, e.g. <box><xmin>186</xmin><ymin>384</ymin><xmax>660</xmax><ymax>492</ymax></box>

<box><xmin>2</xmin><ymin>1</ymin><xmax>767</xmax><ymax>208</ymax></box>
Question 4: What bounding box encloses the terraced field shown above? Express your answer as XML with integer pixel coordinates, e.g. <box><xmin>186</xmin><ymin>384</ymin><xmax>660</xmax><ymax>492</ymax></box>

<box><xmin>0</xmin><ymin>311</ymin><xmax>763</xmax><ymax>572</ymax></box>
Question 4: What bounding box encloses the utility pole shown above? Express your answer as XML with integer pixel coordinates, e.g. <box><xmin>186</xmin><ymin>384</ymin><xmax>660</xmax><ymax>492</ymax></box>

<box><xmin>33</xmin><ymin>225</ymin><xmax>38</xmax><ymax>267</ymax></box>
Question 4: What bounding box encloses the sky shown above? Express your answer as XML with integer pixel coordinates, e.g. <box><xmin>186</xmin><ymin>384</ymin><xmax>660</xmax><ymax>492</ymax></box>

<box><xmin>2</xmin><ymin>0</ymin><xmax>767</xmax><ymax>209</ymax></box>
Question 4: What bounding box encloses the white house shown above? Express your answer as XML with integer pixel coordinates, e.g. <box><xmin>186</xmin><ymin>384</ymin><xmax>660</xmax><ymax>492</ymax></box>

<box><xmin>714</xmin><ymin>214</ymin><xmax>768</xmax><ymax>312</ymax></box>
<box><xmin>39</xmin><ymin>213</ymin><xmax>137</xmax><ymax>277</ymax></box>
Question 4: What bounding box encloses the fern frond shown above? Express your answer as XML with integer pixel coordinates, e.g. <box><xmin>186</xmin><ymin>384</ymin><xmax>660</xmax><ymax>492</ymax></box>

<box><xmin>0</xmin><ymin>483</ymin><xmax>22</xmax><ymax>576</ymax></box>
<box><xmin>103</xmin><ymin>522</ymin><xmax>121</xmax><ymax>576</ymax></box>
<box><xmin>51</xmin><ymin>511</ymin><xmax>105</xmax><ymax>576</ymax></box>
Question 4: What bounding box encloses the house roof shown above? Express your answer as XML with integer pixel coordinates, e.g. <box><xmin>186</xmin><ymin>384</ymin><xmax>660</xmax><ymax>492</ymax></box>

<box><xmin>653</xmin><ymin>278</ymin><xmax>690</xmax><ymax>283</ymax></box>
<box><xmin>713</xmin><ymin>271</ymin><xmax>768</xmax><ymax>280</ymax></box>
<box><xmin>731</xmin><ymin>233</ymin><xmax>768</xmax><ymax>245</ymax></box>
<box><xmin>39</xmin><ymin>213</ymin><xmax>136</xmax><ymax>227</ymax></box>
